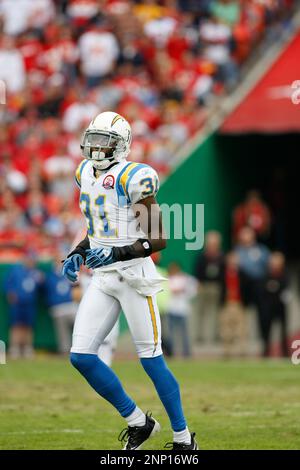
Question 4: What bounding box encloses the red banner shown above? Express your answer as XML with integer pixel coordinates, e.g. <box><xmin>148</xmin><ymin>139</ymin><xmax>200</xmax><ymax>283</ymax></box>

<box><xmin>221</xmin><ymin>32</ymin><xmax>300</xmax><ymax>134</ymax></box>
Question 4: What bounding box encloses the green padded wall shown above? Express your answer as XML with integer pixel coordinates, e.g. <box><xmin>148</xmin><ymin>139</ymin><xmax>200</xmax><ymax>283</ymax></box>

<box><xmin>157</xmin><ymin>132</ymin><xmax>244</xmax><ymax>273</ymax></box>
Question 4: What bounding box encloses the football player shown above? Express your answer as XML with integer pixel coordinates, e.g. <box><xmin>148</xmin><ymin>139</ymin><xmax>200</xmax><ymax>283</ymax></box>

<box><xmin>62</xmin><ymin>112</ymin><xmax>198</xmax><ymax>450</ymax></box>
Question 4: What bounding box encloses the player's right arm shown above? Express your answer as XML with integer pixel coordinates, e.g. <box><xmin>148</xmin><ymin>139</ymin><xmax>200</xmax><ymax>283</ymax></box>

<box><xmin>62</xmin><ymin>161</ymin><xmax>91</xmax><ymax>282</ymax></box>
<box><xmin>62</xmin><ymin>233</ymin><xmax>91</xmax><ymax>283</ymax></box>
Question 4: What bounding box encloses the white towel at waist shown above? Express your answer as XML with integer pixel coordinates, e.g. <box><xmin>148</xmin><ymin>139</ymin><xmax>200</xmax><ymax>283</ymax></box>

<box><xmin>116</xmin><ymin>266</ymin><xmax>167</xmax><ymax>296</ymax></box>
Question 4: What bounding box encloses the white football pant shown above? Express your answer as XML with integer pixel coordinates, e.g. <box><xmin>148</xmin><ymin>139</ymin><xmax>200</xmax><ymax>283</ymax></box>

<box><xmin>71</xmin><ymin>259</ymin><xmax>163</xmax><ymax>358</ymax></box>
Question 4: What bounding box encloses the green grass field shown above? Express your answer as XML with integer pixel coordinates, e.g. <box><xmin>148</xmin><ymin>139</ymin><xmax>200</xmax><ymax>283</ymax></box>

<box><xmin>0</xmin><ymin>356</ymin><xmax>300</xmax><ymax>450</ymax></box>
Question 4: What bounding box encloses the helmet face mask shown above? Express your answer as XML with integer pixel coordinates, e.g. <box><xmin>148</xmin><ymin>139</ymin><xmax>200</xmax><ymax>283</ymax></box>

<box><xmin>80</xmin><ymin>112</ymin><xmax>132</xmax><ymax>171</ymax></box>
<box><xmin>83</xmin><ymin>131</ymin><xmax>120</xmax><ymax>150</ymax></box>
<box><xmin>81</xmin><ymin>130</ymin><xmax>125</xmax><ymax>170</ymax></box>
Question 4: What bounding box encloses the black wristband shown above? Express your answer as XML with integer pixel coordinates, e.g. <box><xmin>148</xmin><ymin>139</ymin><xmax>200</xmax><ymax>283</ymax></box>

<box><xmin>138</xmin><ymin>239</ymin><xmax>153</xmax><ymax>257</ymax></box>
<box><xmin>113</xmin><ymin>239</ymin><xmax>153</xmax><ymax>262</ymax></box>
<box><xmin>67</xmin><ymin>246</ymin><xmax>87</xmax><ymax>261</ymax></box>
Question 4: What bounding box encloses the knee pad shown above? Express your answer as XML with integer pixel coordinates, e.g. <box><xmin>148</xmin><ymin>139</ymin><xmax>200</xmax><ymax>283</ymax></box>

<box><xmin>70</xmin><ymin>352</ymin><xmax>98</xmax><ymax>373</ymax></box>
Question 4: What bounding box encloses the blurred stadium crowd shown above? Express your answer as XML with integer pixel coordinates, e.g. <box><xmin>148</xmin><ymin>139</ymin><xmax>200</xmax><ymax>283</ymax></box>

<box><xmin>0</xmin><ymin>0</ymin><xmax>295</xmax><ymax>259</ymax></box>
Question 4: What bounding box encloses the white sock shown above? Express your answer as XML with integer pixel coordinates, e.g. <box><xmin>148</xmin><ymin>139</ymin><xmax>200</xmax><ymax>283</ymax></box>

<box><xmin>125</xmin><ymin>407</ymin><xmax>146</xmax><ymax>427</ymax></box>
<box><xmin>173</xmin><ymin>427</ymin><xmax>191</xmax><ymax>444</ymax></box>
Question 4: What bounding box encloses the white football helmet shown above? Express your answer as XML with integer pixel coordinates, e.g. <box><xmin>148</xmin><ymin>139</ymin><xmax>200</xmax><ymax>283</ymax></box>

<box><xmin>80</xmin><ymin>111</ymin><xmax>132</xmax><ymax>171</ymax></box>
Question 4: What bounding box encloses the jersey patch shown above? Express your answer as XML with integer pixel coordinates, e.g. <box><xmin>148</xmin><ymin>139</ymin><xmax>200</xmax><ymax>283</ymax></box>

<box><xmin>103</xmin><ymin>174</ymin><xmax>115</xmax><ymax>190</ymax></box>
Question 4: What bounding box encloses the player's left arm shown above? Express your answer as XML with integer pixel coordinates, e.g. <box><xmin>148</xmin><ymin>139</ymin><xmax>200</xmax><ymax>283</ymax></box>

<box><xmin>134</xmin><ymin>194</ymin><xmax>167</xmax><ymax>251</ymax></box>
<box><xmin>85</xmin><ymin>197</ymin><xmax>166</xmax><ymax>269</ymax></box>
<box><xmin>109</xmin><ymin>195</ymin><xmax>166</xmax><ymax>262</ymax></box>
<box><xmin>114</xmin><ymin>166</ymin><xmax>166</xmax><ymax>259</ymax></box>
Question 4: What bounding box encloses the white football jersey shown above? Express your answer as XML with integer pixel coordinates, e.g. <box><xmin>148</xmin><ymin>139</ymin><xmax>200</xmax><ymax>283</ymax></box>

<box><xmin>75</xmin><ymin>159</ymin><xmax>159</xmax><ymax>268</ymax></box>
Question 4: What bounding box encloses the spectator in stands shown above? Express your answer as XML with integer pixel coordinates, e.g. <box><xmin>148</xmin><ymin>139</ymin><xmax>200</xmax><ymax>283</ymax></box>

<box><xmin>134</xmin><ymin>0</ymin><xmax>167</xmax><ymax>24</ymax></box>
<box><xmin>3</xmin><ymin>252</ymin><xmax>42</xmax><ymax>358</ymax></box>
<box><xmin>199</xmin><ymin>14</ymin><xmax>239</xmax><ymax>89</ymax></box>
<box><xmin>25</xmin><ymin>189</ymin><xmax>49</xmax><ymax>229</ymax></box>
<box><xmin>37</xmin><ymin>76</ymin><xmax>65</xmax><ymax>119</ymax></box>
<box><xmin>143</xmin><ymin>10</ymin><xmax>177</xmax><ymax>48</ymax></box>
<box><xmin>62</xmin><ymin>89</ymin><xmax>99</xmax><ymax>133</ymax></box>
<box><xmin>37</xmin><ymin>24</ymin><xmax>79</xmax><ymax>84</ymax></box>
<box><xmin>26</xmin><ymin>0</ymin><xmax>56</xmax><ymax>34</ymax></box>
<box><xmin>43</xmin><ymin>253</ymin><xmax>77</xmax><ymax>354</ymax></box>
<box><xmin>1</xmin><ymin>156</ymin><xmax>28</xmax><ymax>195</ymax></box>
<box><xmin>219</xmin><ymin>251</ymin><xmax>248</xmax><ymax>357</ymax></box>
<box><xmin>79</xmin><ymin>22</ymin><xmax>120</xmax><ymax>88</ymax></box>
<box><xmin>233</xmin><ymin>190</ymin><xmax>272</xmax><ymax>243</ymax></box>
<box><xmin>210</xmin><ymin>0</ymin><xmax>241</xmax><ymax>27</ymax></box>
<box><xmin>0</xmin><ymin>188</ymin><xmax>27</xmax><ymax>229</ymax></box>
<box><xmin>235</xmin><ymin>226</ymin><xmax>270</xmax><ymax>354</ymax></box>
<box><xmin>157</xmin><ymin>102</ymin><xmax>189</xmax><ymax>147</ymax></box>
<box><xmin>262</xmin><ymin>252</ymin><xmax>290</xmax><ymax>357</ymax></box>
<box><xmin>166</xmin><ymin>262</ymin><xmax>198</xmax><ymax>357</ymax></box>
<box><xmin>44</xmin><ymin>143</ymin><xmax>76</xmax><ymax>201</ymax></box>
<box><xmin>0</xmin><ymin>211</ymin><xmax>24</xmax><ymax>256</ymax></box>
<box><xmin>194</xmin><ymin>230</ymin><xmax>225</xmax><ymax>343</ymax></box>
<box><xmin>66</xmin><ymin>0</ymin><xmax>101</xmax><ymax>26</ymax></box>
<box><xmin>0</xmin><ymin>35</ymin><xmax>25</xmax><ymax>93</ymax></box>
<box><xmin>0</xmin><ymin>0</ymin><xmax>54</xmax><ymax>36</ymax></box>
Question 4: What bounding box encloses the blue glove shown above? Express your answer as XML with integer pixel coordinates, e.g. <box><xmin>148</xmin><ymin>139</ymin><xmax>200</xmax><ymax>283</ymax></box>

<box><xmin>62</xmin><ymin>254</ymin><xmax>83</xmax><ymax>282</ymax></box>
<box><xmin>85</xmin><ymin>247</ymin><xmax>115</xmax><ymax>269</ymax></box>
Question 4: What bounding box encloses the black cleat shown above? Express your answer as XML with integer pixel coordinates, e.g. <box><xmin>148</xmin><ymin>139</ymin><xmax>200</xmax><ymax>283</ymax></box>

<box><xmin>165</xmin><ymin>432</ymin><xmax>199</xmax><ymax>450</ymax></box>
<box><xmin>118</xmin><ymin>412</ymin><xmax>161</xmax><ymax>450</ymax></box>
